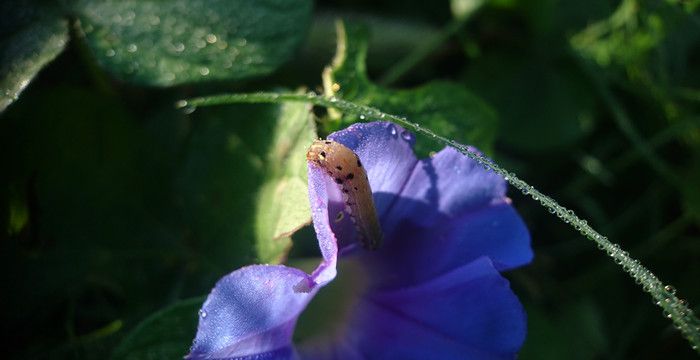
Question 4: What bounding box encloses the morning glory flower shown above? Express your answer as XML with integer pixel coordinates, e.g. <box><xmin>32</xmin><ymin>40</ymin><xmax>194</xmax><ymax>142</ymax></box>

<box><xmin>187</xmin><ymin>121</ymin><xmax>533</xmax><ymax>359</ymax></box>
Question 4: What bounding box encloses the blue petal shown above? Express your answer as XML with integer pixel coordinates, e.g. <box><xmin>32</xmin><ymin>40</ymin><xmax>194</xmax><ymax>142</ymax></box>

<box><xmin>187</xmin><ymin>265</ymin><xmax>316</xmax><ymax>359</ymax></box>
<box><xmin>321</xmin><ymin>257</ymin><xmax>527</xmax><ymax>359</ymax></box>
<box><xmin>328</xmin><ymin>125</ymin><xmax>531</xmax><ymax>272</ymax></box>
<box><xmin>186</xmin><ymin>163</ymin><xmax>350</xmax><ymax>359</ymax></box>
<box><xmin>325</xmin><ymin>135</ymin><xmax>532</xmax><ymax>286</ymax></box>
<box><xmin>364</xmin><ymin>202</ymin><xmax>532</xmax><ymax>288</ymax></box>
<box><xmin>307</xmin><ymin>165</ymin><xmax>340</xmax><ymax>284</ymax></box>
<box><xmin>438</xmin><ymin>203</ymin><xmax>532</xmax><ymax>271</ymax></box>
<box><xmin>381</xmin><ymin>146</ymin><xmax>507</xmax><ymax>237</ymax></box>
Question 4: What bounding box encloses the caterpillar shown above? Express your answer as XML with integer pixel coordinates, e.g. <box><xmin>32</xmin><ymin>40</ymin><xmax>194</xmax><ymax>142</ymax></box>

<box><xmin>307</xmin><ymin>139</ymin><xmax>382</xmax><ymax>250</ymax></box>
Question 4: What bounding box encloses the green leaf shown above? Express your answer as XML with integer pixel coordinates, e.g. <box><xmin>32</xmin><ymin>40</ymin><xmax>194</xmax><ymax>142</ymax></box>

<box><xmin>324</xmin><ymin>21</ymin><xmax>498</xmax><ymax>156</ymax></box>
<box><xmin>175</xmin><ymin>105</ymin><xmax>271</xmax><ymax>274</ymax></box>
<box><xmin>111</xmin><ymin>297</ymin><xmax>204</xmax><ymax>360</ymax></box>
<box><xmin>176</xmin><ymin>99</ymin><xmax>316</xmax><ymax>270</ymax></box>
<box><xmin>463</xmin><ymin>50</ymin><xmax>595</xmax><ymax>152</ymax></box>
<box><xmin>0</xmin><ymin>86</ymin><xmax>191</xmax><ymax>357</ymax></box>
<box><xmin>77</xmin><ymin>0</ymin><xmax>312</xmax><ymax>86</ymax></box>
<box><xmin>255</xmin><ymin>100</ymin><xmax>316</xmax><ymax>263</ymax></box>
<box><xmin>0</xmin><ymin>1</ymin><xmax>68</xmax><ymax>112</ymax></box>
<box><xmin>570</xmin><ymin>0</ymin><xmax>665</xmax><ymax>67</ymax></box>
<box><xmin>450</xmin><ymin>0</ymin><xmax>486</xmax><ymax>20</ymax></box>
<box><xmin>520</xmin><ymin>301</ymin><xmax>608</xmax><ymax>359</ymax></box>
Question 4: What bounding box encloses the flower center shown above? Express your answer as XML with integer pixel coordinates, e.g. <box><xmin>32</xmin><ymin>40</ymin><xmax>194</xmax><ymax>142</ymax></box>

<box><xmin>293</xmin><ymin>259</ymin><xmax>367</xmax><ymax>344</ymax></box>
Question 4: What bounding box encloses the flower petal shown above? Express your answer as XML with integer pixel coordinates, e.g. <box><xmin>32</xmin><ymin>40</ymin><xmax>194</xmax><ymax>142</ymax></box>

<box><xmin>187</xmin><ymin>265</ymin><xmax>316</xmax><ymax>359</ymax></box>
<box><xmin>328</xmin><ymin>122</ymin><xmax>418</xmax><ymax>219</ymax></box>
<box><xmin>381</xmin><ymin>146</ymin><xmax>507</xmax><ymax>237</ymax></box>
<box><xmin>438</xmin><ymin>204</ymin><xmax>533</xmax><ymax>271</ymax></box>
<box><xmin>318</xmin><ymin>257</ymin><xmax>526</xmax><ymax>359</ymax></box>
<box><xmin>365</xmin><ymin>201</ymin><xmax>532</xmax><ymax>288</ymax></box>
<box><xmin>307</xmin><ymin>165</ymin><xmax>340</xmax><ymax>285</ymax></box>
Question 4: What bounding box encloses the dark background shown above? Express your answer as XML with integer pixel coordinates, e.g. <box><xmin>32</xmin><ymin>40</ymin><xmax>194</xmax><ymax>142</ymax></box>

<box><xmin>2</xmin><ymin>0</ymin><xmax>699</xmax><ymax>358</ymax></box>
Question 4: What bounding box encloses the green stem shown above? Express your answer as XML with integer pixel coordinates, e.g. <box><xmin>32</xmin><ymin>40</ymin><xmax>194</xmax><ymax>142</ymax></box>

<box><xmin>182</xmin><ymin>91</ymin><xmax>700</xmax><ymax>353</ymax></box>
<box><xmin>566</xmin><ymin>116</ymin><xmax>699</xmax><ymax>193</ymax></box>
<box><xmin>576</xmin><ymin>56</ymin><xmax>682</xmax><ymax>188</ymax></box>
<box><xmin>378</xmin><ymin>17</ymin><xmax>466</xmax><ymax>86</ymax></box>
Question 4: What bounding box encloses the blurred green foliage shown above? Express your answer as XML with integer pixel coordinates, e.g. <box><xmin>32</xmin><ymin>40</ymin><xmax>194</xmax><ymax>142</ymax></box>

<box><xmin>2</xmin><ymin>0</ymin><xmax>700</xmax><ymax>358</ymax></box>
<box><xmin>78</xmin><ymin>0</ymin><xmax>312</xmax><ymax>86</ymax></box>
<box><xmin>324</xmin><ymin>21</ymin><xmax>499</xmax><ymax>156</ymax></box>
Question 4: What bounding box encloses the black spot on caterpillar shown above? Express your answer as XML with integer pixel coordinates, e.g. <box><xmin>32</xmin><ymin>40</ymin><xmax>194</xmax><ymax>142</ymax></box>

<box><xmin>307</xmin><ymin>139</ymin><xmax>382</xmax><ymax>250</ymax></box>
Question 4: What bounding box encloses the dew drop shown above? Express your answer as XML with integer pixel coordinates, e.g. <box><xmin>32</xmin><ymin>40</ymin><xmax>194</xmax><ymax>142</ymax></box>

<box><xmin>664</xmin><ymin>285</ymin><xmax>677</xmax><ymax>295</ymax></box>
<box><xmin>199</xmin><ymin>309</ymin><xmax>207</xmax><ymax>318</ymax></box>
<box><xmin>388</xmin><ymin>124</ymin><xmax>397</xmax><ymax>136</ymax></box>
<box><xmin>199</xmin><ymin>67</ymin><xmax>210</xmax><ymax>76</ymax></box>
<box><xmin>401</xmin><ymin>130</ymin><xmax>414</xmax><ymax>142</ymax></box>
<box><xmin>175</xmin><ymin>100</ymin><xmax>188</xmax><ymax>109</ymax></box>
<box><xmin>359</xmin><ymin>114</ymin><xmax>366</xmax><ymax>120</ymax></box>
<box><xmin>206</xmin><ymin>34</ymin><xmax>217</xmax><ymax>43</ymax></box>
<box><xmin>126</xmin><ymin>43</ymin><xmax>138</xmax><ymax>53</ymax></box>
<box><xmin>173</xmin><ymin>42</ymin><xmax>185</xmax><ymax>52</ymax></box>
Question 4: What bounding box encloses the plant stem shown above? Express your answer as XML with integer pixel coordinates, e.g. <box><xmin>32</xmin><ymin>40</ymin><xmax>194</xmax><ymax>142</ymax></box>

<box><xmin>378</xmin><ymin>17</ymin><xmax>466</xmax><ymax>86</ymax></box>
<box><xmin>576</xmin><ymin>56</ymin><xmax>682</xmax><ymax>188</ymax></box>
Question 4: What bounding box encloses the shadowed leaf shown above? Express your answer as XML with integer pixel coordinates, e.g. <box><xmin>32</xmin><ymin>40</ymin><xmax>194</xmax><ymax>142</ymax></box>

<box><xmin>77</xmin><ymin>0</ymin><xmax>312</xmax><ymax>86</ymax></box>
<box><xmin>0</xmin><ymin>1</ymin><xmax>68</xmax><ymax>112</ymax></box>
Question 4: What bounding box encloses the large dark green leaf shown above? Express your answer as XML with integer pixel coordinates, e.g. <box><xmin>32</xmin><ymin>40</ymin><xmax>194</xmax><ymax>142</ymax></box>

<box><xmin>77</xmin><ymin>0</ymin><xmax>312</xmax><ymax>86</ymax></box>
<box><xmin>463</xmin><ymin>50</ymin><xmax>596</xmax><ymax>152</ymax></box>
<box><xmin>175</xmin><ymin>104</ymin><xmax>271</xmax><ymax>276</ymax></box>
<box><xmin>0</xmin><ymin>1</ymin><xmax>68</xmax><ymax>112</ymax></box>
<box><xmin>175</xmin><ymin>99</ymin><xmax>317</xmax><ymax>273</ymax></box>
<box><xmin>111</xmin><ymin>297</ymin><xmax>204</xmax><ymax>360</ymax></box>
<box><xmin>324</xmin><ymin>21</ymin><xmax>498</xmax><ymax>156</ymax></box>
<box><xmin>0</xmin><ymin>86</ymin><xmax>185</xmax><ymax>358</ymax></box>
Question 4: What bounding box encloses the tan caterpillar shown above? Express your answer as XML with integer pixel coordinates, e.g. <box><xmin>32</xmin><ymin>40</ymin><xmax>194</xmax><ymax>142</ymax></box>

<box><xmin>307</xmin><ymin>139</ymin><xmax>382</xmax><ymax>250</ymax></box>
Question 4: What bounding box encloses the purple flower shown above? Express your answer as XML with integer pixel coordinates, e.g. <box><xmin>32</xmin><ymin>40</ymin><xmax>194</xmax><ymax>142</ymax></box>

<box><xmin>187</xmin><ymin>122</ymin><xmax>533</xmax><ymax>359</ymax></box>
